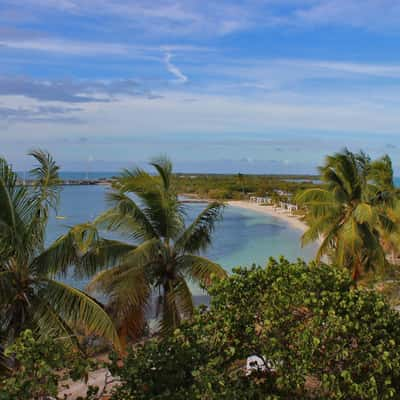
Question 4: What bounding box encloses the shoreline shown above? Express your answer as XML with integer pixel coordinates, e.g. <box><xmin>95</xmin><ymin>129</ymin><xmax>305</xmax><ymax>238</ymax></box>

<box><xmin>226</xmin><ymin>200</ymin><xmax>308</xmax><ymax>233</ymax></box>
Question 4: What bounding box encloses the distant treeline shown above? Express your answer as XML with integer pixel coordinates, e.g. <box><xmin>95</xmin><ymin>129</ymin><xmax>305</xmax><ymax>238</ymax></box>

<box><xmin>173</xmin><ymin>173</ymin><xmax>319</xmax><ymax>200</ymax></box>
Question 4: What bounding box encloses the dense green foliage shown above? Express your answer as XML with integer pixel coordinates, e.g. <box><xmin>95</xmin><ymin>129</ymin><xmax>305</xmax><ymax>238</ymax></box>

<box><xmin>173</xmin><ymin>173</ymin><xmax>317</xmax><ymax>200</ymax></box>
<box><xmin>110</xmin><ymin>258</ymin><xmax>400</xmax><ymax>399</ymax></box>
<box><xmin>0</xmin><ymin>330</ymin><xmax>95</xmax><ymax>400</ymax></box>
<box><xmin>297</xmin><ymin>149</ymin><xmax>398</xmax><ymax>281</ymax></box>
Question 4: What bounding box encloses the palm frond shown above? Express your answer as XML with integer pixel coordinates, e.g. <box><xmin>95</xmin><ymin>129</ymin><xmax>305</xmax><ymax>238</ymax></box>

<box><xmin>121</xmin><ymin>238</ymin><xmax>163</xmax><ymax>275</ymax></box>
<box><xmin>30</xmin><ymin>223</ymin><xmax>100</xmax><ymax>277</ymax></box>
<box><xmin>353</xmin><ymin>203</ymin><xmax>376</xmax><ymax>225</ymax></box>
<box><xmin>149</xmin><ymin>155</ymin><xmax>173</xmax><ymax>191</ymax></box>
<box><xmin>33</xmin><ymin>300</ymin><xmax>80</xmax><ymax>348</ymax></box>
<box><xmin>113</xmin><ymin>161</ymin><xmax>184</xmax><ymax>240</ymax></box>
<box><xmin>31</xmin><ymin>231</ymin><xmax>78</xmax><ymax>277</ymax></box>
<box><xmin>369</xmin><ymin>154</ymin><xmax>394</xmax><ymax>191</ymax></box>
<box><xmin>40</xmin><ymin>279</ymin><xmax>120</xmax><ymax>350</ymax></box>
<box><xmin>27</xmin><ymin>150</ymin><xmax>61</xmax><ymax>248</ymax></box>
<box><xmin>177</xmin><ymin>254</ymin><xmax>227</xmax><ymax>287</ymax></box>
<box><xmin>98</xmin><ymin>191</ymin><xmax>158</xmax><ymax>240</ymax></box>
<box><xmin>0</xmin><ymin>158</ymin><xmax>20</xmax><ymax>231</ymax></box>
<box><xmin>0</xmin><ymin>159</ymin><xmax>33</xmax><ymax>261</ymax></box>
<box><xmin>172</xmin><ymin>276</ymin><xmax>194</xmax><ymax>317</ymax></box>
<box><xmin>76</xmin><ymin>238</ymin><xmax>136</xmax><ymax>278</ymax></box>
<box><xmin>88</xmin><ymin>263</ymin><xmax>151</xmax><ymax>343</ymax></box>
<box><xmin>29</xmin><ymin>149</ymin><xmax>60</xmax><ymax>187</ymax></box>
<box><xmin>175</xmin><ymin>202</ymin><xmax>224</xmax><ymax>253</ymax></box>
<box><xmin>28</xmin><ymin>149</ymin><xmax>60</xmax><ymax>209</ymax></box>
<box><xmin>0</xmin><ymin>271</ymin><xmax>17</xmax><ymax>305</ymax></box>
<box><xmin>87</xmin><ymin>261</ymin><xmax>150</xmax><ymax>307</ymax></box>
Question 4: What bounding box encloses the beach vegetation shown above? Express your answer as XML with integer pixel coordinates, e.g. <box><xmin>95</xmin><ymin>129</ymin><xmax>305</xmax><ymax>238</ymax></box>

<box><xmin>109</xmin><ymin>258</ymin><xmax>400</xmax><ymax>400</ymax></box>
<box><xmin>0</xmin><ymin>329</ymin><xmax>97</xmax><ymax>400</ymax></box>
<box><xmin>173</xmin><ymin>173</ymin><xmax>317</xmax><ymax>200</ymax></box>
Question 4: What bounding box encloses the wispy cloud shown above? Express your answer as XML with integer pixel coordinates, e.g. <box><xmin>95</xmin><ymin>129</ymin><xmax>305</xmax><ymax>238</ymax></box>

<box><xmin>0</xmin><ymin>104</ymin><xmax>83</xmax><ymax>123</ymax></box>
<box><xmin>291</xmin><ymin>60</ymin><xmax>400</xmax><ymax>78</ymax></box>
<box><xmin>4</xmin><ymin>0</ymin><xmax>400</xmax><ymax>38</ymax></box>
<box><xmin>164</xmin><ymin>53</ymin><xmax>188</xmax><ymax>83</ymax></box>
<box><xmin>0</xmin><ymin>38</ymin><xmax>130</xmax><ymax>56</ymax></box>
<box><xmin>292</xmin><ymin>0</ymin><xmax>400</xmax><ymax>30</ymax></box>
<box><xmin>0</xmin><ymin>32</ymin><xmax>212</xmax><ymax>63</ymax></box>
<box><xmin>0</xmin><ymin>0</ymin><xmax>255</xmax><ymax>37</ymax></box>
<box><xmin>0</xmin><ymin>76</ymin><xmax>161</xmax><ymax>102</ymax></box>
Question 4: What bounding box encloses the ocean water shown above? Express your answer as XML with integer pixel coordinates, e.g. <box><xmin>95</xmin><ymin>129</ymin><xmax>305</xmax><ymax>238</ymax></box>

<box><xmin>46</xmin><ymin>185</ymin><xmax>318</xmax><ymax>293</ymax></box>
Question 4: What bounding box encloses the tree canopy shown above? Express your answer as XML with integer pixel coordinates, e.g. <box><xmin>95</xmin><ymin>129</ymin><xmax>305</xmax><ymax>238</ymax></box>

<box><xmin>297</xmin><ymin>149</ymin><xmax>397</xmax><ymax>281</ymax></box>
<box><xmin>110</xmin><ymin>258</ymin><xmax>400</xmax><ymax>400</ymax></box>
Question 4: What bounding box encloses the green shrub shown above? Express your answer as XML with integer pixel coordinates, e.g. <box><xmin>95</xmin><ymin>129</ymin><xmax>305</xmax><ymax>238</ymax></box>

<box><xmin>0</xmin><ymin>330</ymin><xmax>96</xmax><ymax>400</ymax></box>
<box><xmin>110</xmin><ymin>258</ymin><xmax>400</xmax><ymax>399</ymax></box>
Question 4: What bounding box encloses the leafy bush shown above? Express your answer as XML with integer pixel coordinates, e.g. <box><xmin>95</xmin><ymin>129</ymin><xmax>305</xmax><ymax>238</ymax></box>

<box><xmin>0</xmin><ymin>330</ymin><xmax>96</xmax><ymax>400</ymax></box>
<box><xmin>110</xmin><ymin>258</ymin><xmax>400</xmax><ymax>399</ymax></box>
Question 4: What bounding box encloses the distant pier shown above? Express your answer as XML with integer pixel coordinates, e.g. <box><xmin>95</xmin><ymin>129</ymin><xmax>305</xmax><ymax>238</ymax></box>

<box><xmin>17</xmin><ymin>178</ymin><xmax>114</xmax><ymax>186</ymax></box>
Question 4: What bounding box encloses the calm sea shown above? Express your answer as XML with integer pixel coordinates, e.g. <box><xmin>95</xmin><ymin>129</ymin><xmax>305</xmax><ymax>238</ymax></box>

<box><xmin>46</xmin><ymin>185</ymin><xmax>318</xmax><ymax>294</ymax></box>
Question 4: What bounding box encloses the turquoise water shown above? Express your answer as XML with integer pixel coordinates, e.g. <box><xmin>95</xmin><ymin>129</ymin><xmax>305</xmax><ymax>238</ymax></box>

<box><xmin>47</xmin><ymin>186</ymin><xmax>318</xmax><ymax>292</ymax></box>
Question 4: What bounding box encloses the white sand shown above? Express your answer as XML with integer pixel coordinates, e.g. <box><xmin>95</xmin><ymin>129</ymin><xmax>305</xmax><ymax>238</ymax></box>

<box><xmin>59</xmin><ymin>368</ymin><xmax>119</xmax><ymax>399</ymax></box>
<box><xmin>227</xmin><ymin>201</ymin><xmax>308</xmax><ymax>233</ymax></box>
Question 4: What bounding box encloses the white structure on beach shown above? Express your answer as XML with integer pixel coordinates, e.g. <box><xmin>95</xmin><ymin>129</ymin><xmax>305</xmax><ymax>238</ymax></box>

<box><xmin>249</xmin><ymin>195</ymin><xmax>299</xmax><ymax>215</ymax></box>
<box><xmin>245</xmin><ymin>355</ymin><xmax>267</xmax><ymax>375</ymax></box>
<box><xmin>279</xmin><ymin>202</ymin><xmax>299</xmax><ymax>215</ymax></box>
<box><xmin>250</xmin><ymin>196</ymin><xmax>270</xmax><ymax>204</ymax></box>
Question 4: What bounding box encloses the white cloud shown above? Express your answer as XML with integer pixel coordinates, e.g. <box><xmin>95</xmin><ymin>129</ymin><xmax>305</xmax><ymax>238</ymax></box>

<box><xmin>3</xmin><ymin>87</ymin><xmax>400</xmax><ymax>171</ymax></box>
<box><xmin>4</xmin><ymin>0</ymin><xmax>400</xmax><ymax>41</ymax></box>
<box><xmin>285</xmin><ymin>60</ymin><xmax>400</xmax><ymax>78</ymax></box>
<box><xmin>1</xmin><ymin>0</ymin><xmax>256</xmax><ymax>37</ymax></box>
<box><xmin>2</xmin><ymin>86</ymin><xmax>400</xmax><ymax>139</ymax></box>
<box><xmin>164</xmin><ymin>53</ymin><xmax>188</xmax><ymax>83</ymax></box>
<box><xmin>293</xmin><ymin>0</ymin><xmax>400</xmax><ymax>30</ymax></box>
<box><xmin>0</xmin><ymin>35</ymin><xmax>212</xmax><ymax>61</ymax></box>
<box><xmin>0</xmin><ymin>38</ymin><xmax>129</xmax><ymax>56</ymax></box>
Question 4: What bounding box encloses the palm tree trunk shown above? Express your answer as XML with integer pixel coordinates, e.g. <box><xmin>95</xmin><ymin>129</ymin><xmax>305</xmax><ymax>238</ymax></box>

<box><xmin>352</xmin><ymin>256</ymin><xmax>362</xmax><ymax>283</ymax></box>
<box><xmin>162</xmin><ymin>281</ymin><xmax>180</xmax><ymax>331</ymax></box>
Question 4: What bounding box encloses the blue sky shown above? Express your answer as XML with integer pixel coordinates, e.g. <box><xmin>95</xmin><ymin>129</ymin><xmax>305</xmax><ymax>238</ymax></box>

<box><xmin>2</xmin><ymin>0</ymin><xmax>400</xmax><ymax>173</ymax></box>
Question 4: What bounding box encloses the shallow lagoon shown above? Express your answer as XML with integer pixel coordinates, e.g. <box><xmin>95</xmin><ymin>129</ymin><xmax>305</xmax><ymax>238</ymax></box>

<box><xmin>47</xmin><ymin>185</ymin><xmax>318</xmax><ymax>293</ymax></box>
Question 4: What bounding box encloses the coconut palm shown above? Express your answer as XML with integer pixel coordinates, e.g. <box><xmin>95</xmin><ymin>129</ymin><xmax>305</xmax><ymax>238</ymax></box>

<box><xmin>66</xmin><ymin>157</ymin><xmax>226</xmax><ymax>342</ymax></box>
<box><xmin>369</xmin><ymin>154</ymin><xmax>396</xmax><ymax>194</ymax></box>
<box><xmin>237</xmin><ymin>172</ymin><xmax>245</xmax><ymax>196</ymax></box>
<box><xmin>0</xmin><ymin>151</ymin><xmax>119</xmax><ymax>349</ymax></box>
<box><xmin>296</xmin><ymin>149</ymin><xmax>394</xmax><ymax>281</ymax></box>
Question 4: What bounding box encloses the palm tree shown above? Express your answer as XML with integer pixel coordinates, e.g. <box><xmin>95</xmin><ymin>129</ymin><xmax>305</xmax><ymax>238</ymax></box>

<box><xmin>68</xmin><ymin>156</ymin><xmax>226</xmax><ymax>343</ymax></box>
<box><xmin>369</xmin><ymin>154</ymin><xmax>396</xmax><ymax>194</ymax></box>
<box><xmin>237</xmin><ymin>172</ymin><xmax>245</xmax><ymax>196</ymax></box>
<box><xmin>0</xmin><ymin>151</ymin><xmax>119</xmax><ymax>349</ymax></box>
<box><xmin>296</xmin><ymin>149</ymin><xmax>394</xmax><ymax>282</ymax></box>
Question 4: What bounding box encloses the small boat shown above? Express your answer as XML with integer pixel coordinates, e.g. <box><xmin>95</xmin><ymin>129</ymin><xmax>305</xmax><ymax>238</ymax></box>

<box><xmin>56</xmin><ymin>216</ymin><xmax>67</xmax><ymax>220</ymax></box>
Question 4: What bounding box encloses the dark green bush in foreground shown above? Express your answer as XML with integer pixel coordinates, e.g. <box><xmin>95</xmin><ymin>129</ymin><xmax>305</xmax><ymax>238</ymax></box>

<box><xmin>0</xmin><ymin>330</ymin><xmax>96</xmax><ymax>400</ymax></box>
<box><xmin>110</xmin><ymin>258</ymin><xmax>400</xmax><ymax>399</ymax></box>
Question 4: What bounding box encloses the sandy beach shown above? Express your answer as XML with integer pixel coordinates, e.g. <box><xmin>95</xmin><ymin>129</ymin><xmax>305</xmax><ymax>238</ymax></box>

<box><xmin>227</xmin><ymin>201</ymin><xmax>308</xmax><ymax>233</ymax></box>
